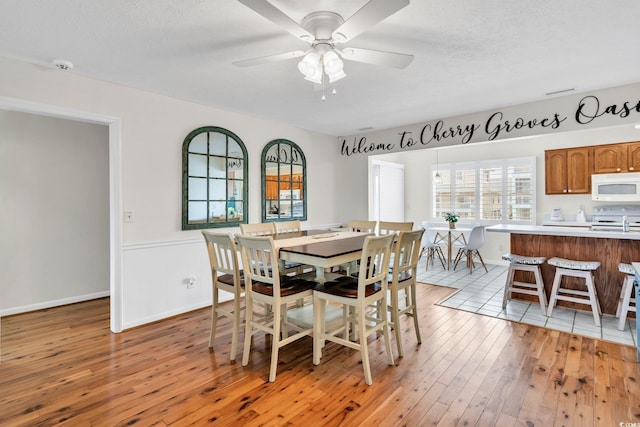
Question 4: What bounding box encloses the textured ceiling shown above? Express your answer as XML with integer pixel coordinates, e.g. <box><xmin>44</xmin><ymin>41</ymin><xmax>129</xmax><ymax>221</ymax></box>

<box><xmin>1</xmin><ymin>0</ymin><xmax>639</xmax><ymax>136</ymax></box>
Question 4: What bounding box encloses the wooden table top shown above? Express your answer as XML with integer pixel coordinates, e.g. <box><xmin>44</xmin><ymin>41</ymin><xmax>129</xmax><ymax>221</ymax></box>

<box><xmin>279</xmin><ymin>234</ymin><xmax>369</xmax><ymax>259</ymax></box>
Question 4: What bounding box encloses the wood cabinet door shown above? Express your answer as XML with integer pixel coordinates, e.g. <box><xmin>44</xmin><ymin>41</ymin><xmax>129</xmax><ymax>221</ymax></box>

<box><xmin>593</xmin><ymin>145</ymin><xmax>626</xmax><ymax>173</ymax></box>
<box><xmin>567</xmin><ymin>147</ymin><xmax>591</xmax><ymax>193</ymax></box>
<box><xmin>545</xmin><ymin>150</ymin><xmax>568</xmax><ymax>194</ymax></box>
<box><xmin>627</xmin><ymin>142</ymin><xmax>640</xmax><ymax>172</ymax></box>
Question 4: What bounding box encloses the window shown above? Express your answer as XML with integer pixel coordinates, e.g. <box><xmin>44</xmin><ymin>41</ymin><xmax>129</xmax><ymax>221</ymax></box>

<box><xmin>262</xmin><ymin>139</ymin><xmax>307</xmax><ymax>222</ymax></box>
<box><xmin>182</xmin><ymin>126</ymin><xmax>248</xmax><ymax>230</ymax></box>
<box><xmin>432</xmin><ymin>156</ymin><xmax>535</xmax><ymax>224</ymax></box>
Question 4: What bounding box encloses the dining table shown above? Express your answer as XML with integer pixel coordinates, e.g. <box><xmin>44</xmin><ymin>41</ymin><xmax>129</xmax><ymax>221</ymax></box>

<box><xmin>429</xmin><ymin>225</ymin><xmax>471</xmax><ymax>270</ymax></box>
<box><xmin>275</xmin><ymin>230</ymin><xmax>370</xmax><ymax>282</ymax></box>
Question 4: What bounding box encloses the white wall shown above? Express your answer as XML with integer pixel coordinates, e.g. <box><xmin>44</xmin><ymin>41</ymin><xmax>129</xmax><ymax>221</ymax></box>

<box><xmin>0</xmin><ymin>110</ymin><xmax>110</xmax><ymax>313</ymax></box>
<box><xmin>0</xmin><ymin>56</ymin><xmax>342</xmax><ymax>329</ymax></box>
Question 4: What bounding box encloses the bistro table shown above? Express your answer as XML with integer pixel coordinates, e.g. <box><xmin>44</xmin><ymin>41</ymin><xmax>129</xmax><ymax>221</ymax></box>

<box><xmin>276</xmin><ymin>230</ymin><xmax>370</xmax><ymax>282</ymax></box>
<box><xmin>429</xmin><ymin>225</ymin><xmax>471</xmax><ymax>270</ymax></box>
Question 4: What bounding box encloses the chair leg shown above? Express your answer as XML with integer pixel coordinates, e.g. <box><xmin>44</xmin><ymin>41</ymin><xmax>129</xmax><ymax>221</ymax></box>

<box><xmin>436</xmin><ymin>247</ymin><xmax>446</xmax><ymax>269</ymax></box>
<box><xmin>390</xmin><ymin>288</ymin><xmax>403</xmax><ymax>357</ymax></box>
<box><xmin>584</xmin><ymin>274</ymin><xmax>601</xmax><ymax>327</ymax></box>
<box><xmin>502</xmin><ymin>265</ymin><xmax>516</xmax><ymax>309</ymax></box>
<box><xmin>268</xmin><ymin>303</ymin><xmax>282</xmax><ymax>382</ymax></box>
<box><xmin>242</xmin><ymin>296</ymin><xmax>254</xmax><ymax>366</ymax></box>
<box><xmin>358</xmin><ymin>306</ymin><xmax>373</xmax><ymax>386</ymax></box>
<box><xmin>230</xmin><ymin>295</ymin><xmax>241</xmax><ymax>361</ymax></box>
<box><xmin>617</xmin><ymin>276</ymin><xmax>635</xmax><ymax>331</ymax></box>
<box><xmin>547</xmin><ymin>271</ymin><xmax>562</xmax><ymax>317</ymax></box>
<box><xmin>382</xmin><ymin>312</ymin><xmax>395</xmax><ymax>369</ymax></box>
<box><xmin>533</xmin><ymin>266</ymin><xmax>547</xmax><ymax>314</ymax></box>
<box><xmin>453</xmin><ymin>249</ymin><xmax>464</xmax><ymax>270</ymax></box>
<box><xmin>475</xmin><ymin>250</ymin><xmax>488</xmax><ymax>273</ymax></box>
<box><xmin>410</xmin><ymin>284</ymin><xmax>421</xmax><ymax>345</ymax></box>
<box><xmin>209</xmin><ymin>286</ymin><xmax>218</xmax><ymax>348</ymax></box>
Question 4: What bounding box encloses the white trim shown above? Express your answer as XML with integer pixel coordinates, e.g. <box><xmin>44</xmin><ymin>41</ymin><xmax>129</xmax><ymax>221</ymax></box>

<box><xmin>121</xmin><ymin>222</ymin><xmax>346</xmax><ymax>252</ymax></box>
<box><xmin>0</xmin><ymin>96</ymin><xmax>123</xmax><ymax>333</ymax></box>
<box><xmin>0</xmin><ymin>291</ymin><xmax>110</xmax><ymax>317</ymax></box>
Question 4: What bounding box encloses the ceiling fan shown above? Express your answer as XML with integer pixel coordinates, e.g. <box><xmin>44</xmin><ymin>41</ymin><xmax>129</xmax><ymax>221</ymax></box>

<box><xmin>233</xmin><ymin>0</ymin><xmax>413</xmax><ymax>85</ymax></box>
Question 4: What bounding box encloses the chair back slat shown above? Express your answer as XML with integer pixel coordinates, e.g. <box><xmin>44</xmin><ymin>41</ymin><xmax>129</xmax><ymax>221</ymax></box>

<box><xmin>393</xmin><ymin>229</ymin><xmax>424</xmax><ymax>276</ymax></box>
<box><xmin>275</xmin><ymin>220</ymin><xmax>302</xmax><ymax>234</ymax></box>
<box><xmin>240</xmin><ymin>222</ymin><xmax>277</xmax><ymax>236</ymax></box>
<box><xmin>378</xmin><ymin>221</ymin><xmax>413</xmax><ymax>236</ymax></box>
<box><xmin>347</xmin><ymin>219</ymin><xmax>377</xmax><ymax>234</ymax></box>
<box><xmin>236</xmin><ymin>235</ymin><xmax>279</xmax><ymax>288</ymax></box>
<box><xmin>202</xmin><ymin>231</ymin><xmax>240</xmax><ymax>279</ymax></box>
<box><xmin>358</xmin><ymin>234</ymin><xmax>394</xmax><ymax>294</ymax></box>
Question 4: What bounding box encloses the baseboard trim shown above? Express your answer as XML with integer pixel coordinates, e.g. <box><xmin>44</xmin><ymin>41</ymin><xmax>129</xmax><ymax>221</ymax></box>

<box><xmin>0</xmin><ymin>291</ymin><xmax>110</xmax><ymax>316</ymax></box>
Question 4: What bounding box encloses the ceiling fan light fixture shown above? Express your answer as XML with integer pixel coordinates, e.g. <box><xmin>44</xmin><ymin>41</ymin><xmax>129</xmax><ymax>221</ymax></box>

<box><xmin>297</xmin><ymin>52</ymin><xmax>321</xmax><ymax>78</ymax></box>
<box><xmin>303</xmin><ymin>64</ymin><xmax>324</xmax><ymax>84</ymax></box>
<box><xmin>327</xmin><ymin>69</ymin><xmax>346</xmax><ymax>83</ymax></box>
<box><xmin>322</xmin><ymin>50</ymin><xmax>343</xmax><ymax>74</ymax></box>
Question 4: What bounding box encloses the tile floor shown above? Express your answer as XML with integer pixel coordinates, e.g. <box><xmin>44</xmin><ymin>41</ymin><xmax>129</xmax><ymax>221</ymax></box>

<box><xmin>416</xmin><ymin>260</ymin><xmax>638</xmax><ymax>347</ymax></box>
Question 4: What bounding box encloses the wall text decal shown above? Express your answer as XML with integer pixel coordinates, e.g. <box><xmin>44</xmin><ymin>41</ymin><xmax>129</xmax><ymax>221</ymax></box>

<box><xmin>340</xmin><ymin>93</ymin><xmax>640</xmax><ymax>157</ymax></box>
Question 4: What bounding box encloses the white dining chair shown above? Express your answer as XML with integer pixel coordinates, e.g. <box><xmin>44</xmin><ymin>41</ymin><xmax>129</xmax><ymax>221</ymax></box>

<box><xmin>202</xmin><ymin>231</ymin><xmax>244</xmax><ymax>361</ymax></box>
<box><xmin>236</xmin><ymin>234</ymin><xmax>316</xmax><ymax>382</ymax></box>
<box><xmin>378</xmin><ymin>221</ymin><xmax>413</xmax><ymax>236</ymax></box>
<box><xmin>387</xmin><ymin>229</ymin><xmax>424</xmax><ymax>357</ymax></box>
<box><xmin>242</xmin><ymin>222</ymin><xmax>304</xmax><ymax>275</ymax></box>
<box><xmin>419</xmin><ymin>221</ymin><xmax>446</xmax><ymax>270</ymax></box>
<box><xmin>240</xmin><ymin>222</ymin><xmax>277</xmax><ymax>236</ymax></box>
<box><xmin>453</xmin><ymin>225</ymin><xmax>488</xmax><ymax>273</ymax></box>
<box><xmin>274</xmin><ymin>220</ymin><xmax>302</xmax><ymax>235</ymax></box>
<box><xmin>313</xmin><ymin>234</ymin><xmax>395</xmax><ymax>386</ymax></box>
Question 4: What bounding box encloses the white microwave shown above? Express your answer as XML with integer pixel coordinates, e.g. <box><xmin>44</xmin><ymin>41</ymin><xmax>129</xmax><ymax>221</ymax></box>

<box><xmin>592</xmin><ymin>173</ymin><xmax>640</xmax><ymax>201</ymax></box>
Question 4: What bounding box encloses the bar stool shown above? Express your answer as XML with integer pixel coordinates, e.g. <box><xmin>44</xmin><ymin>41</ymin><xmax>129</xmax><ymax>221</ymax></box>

<box><xmin>546</xmin><ymin>257</ymin><xmax>602</xmax><ymax>326</ymax></box>
<box><xmin>501</xmin><ymin>253</ymin><xmax>548</xmax><ymax>313</ymax></box>
<box><xmin>616</xmin><ymin>263</ymin><xmax>637</xmax><ymax>331</ymax></box>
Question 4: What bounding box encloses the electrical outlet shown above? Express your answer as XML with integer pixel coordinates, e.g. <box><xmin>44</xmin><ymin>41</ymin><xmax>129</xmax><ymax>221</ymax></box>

<box><xmin>186</xmin><ymin>275</ymin><xmax>196</xmax><ymax>289</ymax></box>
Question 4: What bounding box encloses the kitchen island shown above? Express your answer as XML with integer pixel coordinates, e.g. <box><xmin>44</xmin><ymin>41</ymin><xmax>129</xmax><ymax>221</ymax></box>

<box><xmin>487</xmin><ymin>224</ymin><xmax>640</xmax><ymax>315</ymax></box>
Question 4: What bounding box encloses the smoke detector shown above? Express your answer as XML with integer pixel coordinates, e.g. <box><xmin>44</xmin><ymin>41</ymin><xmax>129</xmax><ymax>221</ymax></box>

<box><xmin>53</xmin><ymin>59</ymin><xmax>73</xmax><ymax>71</ymax></box>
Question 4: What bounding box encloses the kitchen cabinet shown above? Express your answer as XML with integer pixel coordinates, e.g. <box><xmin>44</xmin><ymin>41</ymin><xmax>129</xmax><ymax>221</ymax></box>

<box><xmin>593</xmin><ymin>141</ymin><xmax>640</xmax><ymax>173</ymax></box>
<box><xmin>545</xmin><ymin>147</ymin><xmax>591</xmax><ymax>194</ymax></box>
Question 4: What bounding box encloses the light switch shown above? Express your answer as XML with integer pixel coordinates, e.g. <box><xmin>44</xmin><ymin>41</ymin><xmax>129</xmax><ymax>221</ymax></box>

<box><xmin>124</xmin><ymin>211</ymin><xmax>134</xmax><ymax>223</ymax></box>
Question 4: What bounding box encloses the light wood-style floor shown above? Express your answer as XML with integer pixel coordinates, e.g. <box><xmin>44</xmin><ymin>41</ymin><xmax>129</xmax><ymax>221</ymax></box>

<box><xmin>1</xmin><ymin>283</ymin><xmax>639</xmax><ymax>426</ymax></box>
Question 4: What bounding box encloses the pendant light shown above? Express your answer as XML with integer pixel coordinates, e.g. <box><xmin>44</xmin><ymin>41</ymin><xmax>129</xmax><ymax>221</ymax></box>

<box><xmin>434</xmin><ymin>150</ymin><xmax>442</xmax><ymax>184</ymax></box>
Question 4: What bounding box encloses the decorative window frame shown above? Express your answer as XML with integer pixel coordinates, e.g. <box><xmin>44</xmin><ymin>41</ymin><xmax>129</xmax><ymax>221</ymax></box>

<box><xmin>261</xmin><ymin>139</ymin><xmax>307</xmax><ymax>222</ymax></box>
<box><xmin>182</xmin><ymin>126</ymin><xmax>248</xmax><ymax>230</ymax></box>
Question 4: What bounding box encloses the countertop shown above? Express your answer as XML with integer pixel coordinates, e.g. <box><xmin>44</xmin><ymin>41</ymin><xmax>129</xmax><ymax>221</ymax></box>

<box><xmin>486</xmin><ymin>224</ymin><xmax>640</xmax><ymax>240</ymax></box>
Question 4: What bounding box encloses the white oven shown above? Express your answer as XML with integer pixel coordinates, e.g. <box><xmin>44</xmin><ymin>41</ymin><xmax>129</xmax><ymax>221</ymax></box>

<box><xmin>591</xmin><ymin>173</ymin><xmax>640</xmax><ymax>201</ymax></box>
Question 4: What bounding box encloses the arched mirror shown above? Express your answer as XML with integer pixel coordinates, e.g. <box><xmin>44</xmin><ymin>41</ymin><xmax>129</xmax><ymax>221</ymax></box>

<box><xmin>262</xmin><ymin>139</ymin><xmax>307</xmax><ymax>222</ymax></box>
<box><xmin>182</xmin><ymin>126</ymin><xmax>248</xmax><ymax>229</ymax></box>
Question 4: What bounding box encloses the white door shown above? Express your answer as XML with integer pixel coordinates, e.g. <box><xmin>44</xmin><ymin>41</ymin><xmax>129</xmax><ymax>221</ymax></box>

<box><xmin>370</xmin><ymin>159</ymin><xmax>405</xmax><ymax>222</ymax></box>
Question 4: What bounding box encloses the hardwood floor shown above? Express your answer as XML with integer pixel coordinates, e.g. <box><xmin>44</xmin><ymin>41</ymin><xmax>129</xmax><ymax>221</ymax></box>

<box><xmin>1</xmin><ymin>283</ymin><xmax>639</xmax><ymax>426</ymax></box>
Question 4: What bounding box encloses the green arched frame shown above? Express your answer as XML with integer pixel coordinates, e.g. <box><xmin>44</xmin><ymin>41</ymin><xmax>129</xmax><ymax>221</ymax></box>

<box><xmin>261</xmin><ymin>139</ymin><xmax>307</xmax><ymax>222</ymax></box>
<box><xmin>182</xmin><ymin>126</ymin><xmax>248</xmax><ymax>230</ymax></box>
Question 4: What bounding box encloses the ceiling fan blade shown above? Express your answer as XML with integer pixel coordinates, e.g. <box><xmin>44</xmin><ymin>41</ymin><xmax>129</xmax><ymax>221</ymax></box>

<box><xmin>333</xmin><ymin>0</ymin><xmax>409</xmax><ymax>42</ymax></box>
<box><xmin>339</xmin><ymin>47</ymin><xmax>413</xmax><ymax>69</ymax></box>
<box><xmin>238</xmin><ymin>0</ymin><xmax>314</xmax><ymax>41</ymax></box>
<box><xmin>233</xmin><ymin>50</ymin><xmax>307</xmax><ymax>67</ymax></box>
